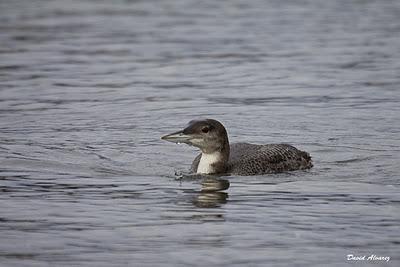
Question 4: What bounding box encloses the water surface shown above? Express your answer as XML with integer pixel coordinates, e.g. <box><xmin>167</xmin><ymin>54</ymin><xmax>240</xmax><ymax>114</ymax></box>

<box><xmin>1</xmin><ymin>0</ymin><xmax>400</xmax><ymax>266</ymax></box>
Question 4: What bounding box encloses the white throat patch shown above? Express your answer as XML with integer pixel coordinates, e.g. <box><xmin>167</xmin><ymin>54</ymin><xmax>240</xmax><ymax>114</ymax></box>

<box><xmin>197</xmin><ymin>152</ymin><xmax>221</xmax><ymax>174</ymax></box>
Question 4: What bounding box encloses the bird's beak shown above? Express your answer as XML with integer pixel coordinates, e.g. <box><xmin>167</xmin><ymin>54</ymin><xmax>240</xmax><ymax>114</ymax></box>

<box><xmin>161</xmin><ymin>130</ymin><xmax>193</xmax><ymax>144</ymax></box>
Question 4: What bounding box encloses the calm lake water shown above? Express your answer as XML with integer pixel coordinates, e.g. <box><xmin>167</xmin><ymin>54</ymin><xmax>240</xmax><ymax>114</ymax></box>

<box><xmin>1</xmin><ymin>0</ymin><xmax>400</xmax><ymax>266</ymax></box>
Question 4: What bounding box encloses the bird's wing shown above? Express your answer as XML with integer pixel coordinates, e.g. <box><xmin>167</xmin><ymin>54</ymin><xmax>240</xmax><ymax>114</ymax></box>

<box><xmin>229</xmin><ymin>143</ymin><xmax>312</xmax><ymax>175</ymax></box>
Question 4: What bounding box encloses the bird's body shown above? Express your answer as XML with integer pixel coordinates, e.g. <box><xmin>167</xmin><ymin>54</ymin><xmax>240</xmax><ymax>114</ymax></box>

<box><xmin>162</xmin><ymin>119</ymin><xmax>313</xmax><ymax>176</ymax></box>
<box><xmin>191</xmin><ymin>143</ymin><xmax>312</xmax><ymax>175</ymax></box>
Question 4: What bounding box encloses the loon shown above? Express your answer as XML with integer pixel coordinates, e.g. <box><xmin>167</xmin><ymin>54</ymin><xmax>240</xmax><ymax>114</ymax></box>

<box><xmin>161</xmin><ymin>119</ymin><xmax>313</xmax><ymax>176</ymax></box>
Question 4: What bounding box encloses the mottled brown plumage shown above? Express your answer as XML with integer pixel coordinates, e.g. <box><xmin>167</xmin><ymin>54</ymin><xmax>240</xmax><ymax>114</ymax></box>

<box><xmin>191</xmin><ymin>143</ymin><xmax>312</xmax><ymax>175</ymax></box>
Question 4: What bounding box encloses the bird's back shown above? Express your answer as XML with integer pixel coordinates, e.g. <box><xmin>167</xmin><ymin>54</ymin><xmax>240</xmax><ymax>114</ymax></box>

<box><xmin>228</xmin><ymin>143</ymin><xmax>312</xmax><ymax>175</ymax></box>
<box><xmin>191</xmin><ymin>143</ymin><xmax>312</xmax><ymax>175</ymax></box>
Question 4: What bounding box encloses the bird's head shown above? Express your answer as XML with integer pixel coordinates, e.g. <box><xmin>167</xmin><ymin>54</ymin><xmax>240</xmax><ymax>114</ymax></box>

<box><xmin>161</xmin><ymin>119</ymin><xmax>229</xmax><ymax>154</ymax></box>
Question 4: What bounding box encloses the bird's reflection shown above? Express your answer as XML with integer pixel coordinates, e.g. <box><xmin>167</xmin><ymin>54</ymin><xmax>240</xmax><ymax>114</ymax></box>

<box><xmin>193</xmin><ymin>177</ymin><xmax>229</xmax><ymax>208</ymax></box>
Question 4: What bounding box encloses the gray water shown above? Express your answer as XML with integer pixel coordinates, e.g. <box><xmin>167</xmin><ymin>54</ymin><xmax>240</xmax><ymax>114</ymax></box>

<box><xmin>1</xmin><ymin>0</ymin><xmax>400</xmax><ymax>266</ymax></box>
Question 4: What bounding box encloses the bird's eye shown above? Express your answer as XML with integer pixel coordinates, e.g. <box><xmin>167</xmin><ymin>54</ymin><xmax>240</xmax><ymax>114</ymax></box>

<box><xmin>201</xmin><ymin>127</ymin><xmax>209</xmax><ymax>133</ymax></box>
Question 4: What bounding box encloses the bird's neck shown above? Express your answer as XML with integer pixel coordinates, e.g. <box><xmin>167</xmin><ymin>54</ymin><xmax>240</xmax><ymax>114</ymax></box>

<box><xmin>197</xmin><ymin>141</ymin><xmax>230</xmax><ymax>174</ymax></box>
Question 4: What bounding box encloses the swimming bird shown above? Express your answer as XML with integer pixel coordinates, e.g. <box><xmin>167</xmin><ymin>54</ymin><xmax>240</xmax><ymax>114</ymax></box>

<box><xmin>161</xmin><ymin>119</ymin><xmax>312</xmax><ymax>176</ymax></box>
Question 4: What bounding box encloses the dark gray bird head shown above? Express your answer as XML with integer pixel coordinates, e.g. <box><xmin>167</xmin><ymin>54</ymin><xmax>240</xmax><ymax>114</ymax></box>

<box><xmin>161</xmin><ymin>119</ymin><xmax>229</xmax><ymax>154</ymax></box>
